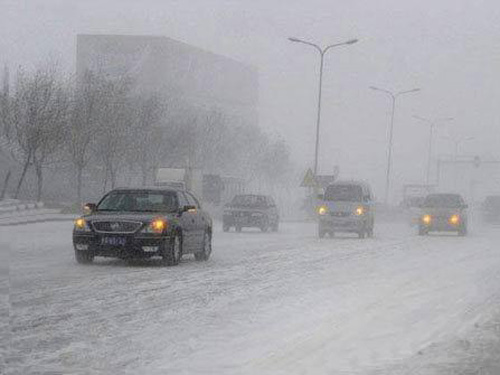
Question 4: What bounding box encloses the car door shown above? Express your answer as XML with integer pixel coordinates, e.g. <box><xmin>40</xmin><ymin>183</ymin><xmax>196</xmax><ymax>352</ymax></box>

<box><xmin>185</xmin><ymin>191</ymin><xmax>205</xmax><ymax>247</ymax></box>
<box><xmin>267</xmin><ymin>196</ymin><xmax>279</xmax><ymax>224</ymax></box>
<box><xmin>177</xmin><ymin>191</ymin><xmax>196</xmax><ymax>252</ymax></box>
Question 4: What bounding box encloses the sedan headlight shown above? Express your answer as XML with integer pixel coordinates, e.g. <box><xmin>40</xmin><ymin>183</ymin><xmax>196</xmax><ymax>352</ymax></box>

<box><xmin>74</xmin><ymin>217</ymin><xmax>91</xmax><ymax>232</ymax></box>
<box><xmin>141</xmin><ymin>218</ymin><xmax>168</xmax><ymax>234</ymax></box>
<box><xmin>422</xmin><ymin>214</ymin><xmax>432</xmax><ymax>225</ymax></box>
<box><xmin>355</xmin><ymin>206</ymin><xmax>365</xmax><ymax>216</ymax></box>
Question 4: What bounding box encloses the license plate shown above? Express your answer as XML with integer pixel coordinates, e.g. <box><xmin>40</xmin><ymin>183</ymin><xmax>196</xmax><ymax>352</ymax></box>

<box><xmin>101</xmin><ymin>237</ymin><xmax>126</xmax><ymax>246</ymax></box>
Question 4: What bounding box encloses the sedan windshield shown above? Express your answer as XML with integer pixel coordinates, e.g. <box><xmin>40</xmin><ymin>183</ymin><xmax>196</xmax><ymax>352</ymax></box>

<box><xmin>97</xmin><ymin>191</ymin><xmax>178</xmax><ymax>212</ymax></box>
<box><xmin>324</xmin><ymin>185</ymin><xmax>363</xmax><ymax>202</ymax></box>
<box><xmin>231</xmin><ymin>195</ymin><xmax>267</xmax><ymax>207</ymax></box>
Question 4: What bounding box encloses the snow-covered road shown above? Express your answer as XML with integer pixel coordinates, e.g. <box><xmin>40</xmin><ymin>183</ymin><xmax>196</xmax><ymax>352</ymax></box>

<box><xmin>2</xmin><ymin>220</ymin><xmax>500</xmax><ymax>374</ymax></box>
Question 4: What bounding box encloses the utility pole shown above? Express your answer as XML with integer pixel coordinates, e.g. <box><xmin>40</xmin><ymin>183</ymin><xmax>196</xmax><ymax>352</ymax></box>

<box><xmin>289</xmin><ymin>37</ymin><xmax>358</xmax><ymax>177</ymax></box>
<box><xmin>370</xmin><ymin>86</ymin><xmax>420</xmax><ymax>204</ymax></box>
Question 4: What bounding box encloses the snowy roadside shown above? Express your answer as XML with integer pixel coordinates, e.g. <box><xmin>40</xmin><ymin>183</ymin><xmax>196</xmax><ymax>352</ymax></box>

<box><xmin>4</xmin><ymin>220</ymin><xmax>500</xmax><ymax>374</ymax></box>
<box><xmin>369</xmin><ymin>307</ymin><xmax>500</xmax><ymax>375</ymax></box>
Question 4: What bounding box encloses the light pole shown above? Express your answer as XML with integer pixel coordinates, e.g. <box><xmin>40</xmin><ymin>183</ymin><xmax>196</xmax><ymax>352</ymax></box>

<box><xmin>413</xmin><ymin>115</ymin><xmax>454</xmax><ymax>184</ymax></box>
<box><xmin>289</xmin><ymin>37</ymin><xmax>358</xmax><ymax>177</ymax></box>
<box><xmin>370</xmin><ymin>86</ymin><xmax>420</xmax><ymax>204</ymax></box>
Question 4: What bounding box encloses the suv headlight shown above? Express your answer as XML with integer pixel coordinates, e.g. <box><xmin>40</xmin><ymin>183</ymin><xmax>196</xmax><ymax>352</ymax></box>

<box><xmin>141</xmin><ymin>218</ymin><xmax>168</xmax><ymax>234</ymax></box>
<box><xmin>449</xmin><ymin>214</ymin><xmax>460</xmax><ymax>225</ymax></box>
<box><xmin>74</xmin><ymin>217</ymin><xmax>92</xmax><ymax>232</ymax></box>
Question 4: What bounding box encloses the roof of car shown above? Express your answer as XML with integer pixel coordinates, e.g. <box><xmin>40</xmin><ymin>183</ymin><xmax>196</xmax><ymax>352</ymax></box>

<box><xmin>111</xmin><ymin>186</ymin><xmax>182</xmax><ymax>193</ymax></box>
<box><xmin>426</xmin><ymin>193</ymin><xmax>463</xmax><ymax>198</ymax></box>
<box><xmin>234</xmin><ymin>194</ymin><xmax>269</xmax><ymax>198</ymax></box>
<box><xmin>327</xmin><ymin>180</ymin><xmax>371</xmax><ymax>189</ymax></box>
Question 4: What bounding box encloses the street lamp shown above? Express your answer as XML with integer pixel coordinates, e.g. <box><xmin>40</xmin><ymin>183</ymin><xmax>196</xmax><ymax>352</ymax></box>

<box><xmin>289</xmin><ymin>37</ymin><xmax>358</xmax><ymax>177</ymax></box>
<box><xmin>413</xmin><ymin>115</ymin><xmax>454</xmax><ymax>184</ymax></box>
<box><xmin>370</xmin><ymin>86</ymin><xmax>420</xmax><ymax>204</ymax></box>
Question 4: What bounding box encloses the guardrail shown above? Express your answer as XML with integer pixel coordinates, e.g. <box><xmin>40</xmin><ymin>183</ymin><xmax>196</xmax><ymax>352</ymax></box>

<box><xmin>0</xmin><ymin>200</ymin><xmax>74</xmax><ymax>226</ymax></box>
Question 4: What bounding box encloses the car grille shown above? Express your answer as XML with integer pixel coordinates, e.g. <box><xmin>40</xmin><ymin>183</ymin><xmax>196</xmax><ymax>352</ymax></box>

<box><xmin>91</xmin><ymin>221</ymin><xmax>143</xmax><ymax>234</ymax></box>
<box><xmin>330</xmin><ymin>212</ymin><xmax>351</xmax><ymax>217</ymax></box>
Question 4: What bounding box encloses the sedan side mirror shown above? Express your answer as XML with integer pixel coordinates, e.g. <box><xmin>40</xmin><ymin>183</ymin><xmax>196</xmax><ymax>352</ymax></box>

<box><xmin>83</xmin><ymin>203</ymin><xmax>96</xmax><ymax>214</ymax></box>
<box><xmin>180</xmin><ymin>205</ymin><xmax>197</xmax><ymax>214</ymax></box>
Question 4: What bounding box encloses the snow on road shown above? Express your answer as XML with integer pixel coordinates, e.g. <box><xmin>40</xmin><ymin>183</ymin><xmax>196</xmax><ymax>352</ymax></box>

<box><xmin>2</xmin><ymin>220</ymin><xmax>500</xmax><ymax>374</ymax></box>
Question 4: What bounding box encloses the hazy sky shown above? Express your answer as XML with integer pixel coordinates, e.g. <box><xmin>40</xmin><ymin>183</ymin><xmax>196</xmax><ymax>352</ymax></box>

<box><xmin>2</xmin><ymin>0</ymin><xmax>499</xmax><ymax>198</ymax></box>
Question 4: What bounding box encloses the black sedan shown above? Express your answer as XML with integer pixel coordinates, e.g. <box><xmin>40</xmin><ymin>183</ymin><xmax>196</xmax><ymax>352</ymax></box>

<box><xmin>73</xmin><ymin>187</ymin><xmax>212</xmax><ymax>266</ymax></box>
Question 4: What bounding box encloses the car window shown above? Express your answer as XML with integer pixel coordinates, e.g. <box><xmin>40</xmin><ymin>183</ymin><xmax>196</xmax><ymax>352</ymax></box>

<box><xmin>97</xmin><ymin>191</ymin><xmax>178</xmax><ymax>212</ymax></box>
<box><xmin>231</xmin><ymin>195</ymin><xmax>267</xmax><ymax>207</ymax></box>
<box><xmin>423</xmin><ymin>194</ymin><xmax>464</xmax><ymax>208</ymax></box>
<box><xmin>177</xmin><ymin>192</ymin><xmax>190</xmax><ymax>207</ymax></box>
<box><xmin>324</xmin><ymin>185</ymin><xmax>363</xmax><ymax>202</ymax></box>
<box><xmin>185</xmin><ymin>192</ymin><xmax>200</xmax><ymax>208</ymax></box>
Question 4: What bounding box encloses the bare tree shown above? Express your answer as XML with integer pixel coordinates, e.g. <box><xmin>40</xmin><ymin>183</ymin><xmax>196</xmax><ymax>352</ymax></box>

<box><xmin>67</xmin><ymin>70</ymin><xmax>107</xmax><ymax>201</ymax></box>
<box><xmin>10</xmin><ymin>67</ymin><xmax>69</xmax><ymax>200</ymax></box>
<box><xmin>94</xmin><ymin>77</ymin><xmax>133</xmax><ymax>191</ymax></box>
<box><xmin>129</xmin><ymin>94</ymin><xmax>166</xmax><ymax>186</ymax></box>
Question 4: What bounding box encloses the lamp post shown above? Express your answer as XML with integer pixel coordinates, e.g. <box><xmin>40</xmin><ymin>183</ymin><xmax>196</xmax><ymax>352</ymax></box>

<box><xmin>370</xmin><ymin>86</ymin><xmax>420</xmax><ymax>204</ymax></box>
<box><xmin>413</xmin><ymin>115</ymin><xmax>454</xmax><ymax>184</ymax></box>
<box><xmin>289</xmin><ymin>37</ymin><xmax>358</xmax><ymax>177</ymax></box>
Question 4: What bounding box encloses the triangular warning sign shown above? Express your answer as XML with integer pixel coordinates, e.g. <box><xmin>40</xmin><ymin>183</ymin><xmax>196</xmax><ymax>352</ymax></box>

<box><xmin>301</xmin><ymin>168</ymin><xmax>317</xmax><ymax>187</ymax></box>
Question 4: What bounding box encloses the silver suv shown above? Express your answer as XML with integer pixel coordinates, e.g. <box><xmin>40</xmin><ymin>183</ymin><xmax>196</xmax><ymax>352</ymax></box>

<box><xmin>317</xmin><ymin>181</ymin><xmax>375</xmax><ymax>238</ymax></box>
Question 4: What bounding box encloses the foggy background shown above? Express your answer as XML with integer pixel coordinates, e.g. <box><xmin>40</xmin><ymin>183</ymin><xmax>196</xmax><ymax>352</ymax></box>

<box><xmin>2</xmin><ymin>0</ymin><xmax>499</xmax><ymax>199</ymax></box>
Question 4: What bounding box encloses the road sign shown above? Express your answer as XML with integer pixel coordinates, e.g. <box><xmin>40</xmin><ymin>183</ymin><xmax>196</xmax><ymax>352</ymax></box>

<box><xmin>300</xmin><ymin>168</ymin><xmax>317</xmax><ymax>187</ymax></box>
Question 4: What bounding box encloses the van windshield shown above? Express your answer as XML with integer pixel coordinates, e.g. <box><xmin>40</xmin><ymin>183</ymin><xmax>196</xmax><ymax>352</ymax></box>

<box><xmin>324</xmin><ymin>185</ymin><xmax>363</xmax><ymax>202</ymax></box>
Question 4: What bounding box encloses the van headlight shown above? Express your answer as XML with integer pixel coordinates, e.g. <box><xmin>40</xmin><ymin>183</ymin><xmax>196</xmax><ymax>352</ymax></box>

<box><xmin>317</xmin><ymin>205</ymin><xmax>329</xmax><ymax>215</ymax></box>
<box><xmin>355</xmin><ymin>206</ymin><xmax>365</xmax><ymax>216</ymax></box>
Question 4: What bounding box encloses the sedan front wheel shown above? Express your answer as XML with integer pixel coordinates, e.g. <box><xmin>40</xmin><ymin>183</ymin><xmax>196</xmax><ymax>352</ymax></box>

<box><xmin>195</xmin><ymin>231</ymin><xmax>212</xmax><ymax>261</ymax></box>
<box><xmin>161</xmin><ymin>233</ymin><xmax>182</xmax><ymax>266</ymax></box>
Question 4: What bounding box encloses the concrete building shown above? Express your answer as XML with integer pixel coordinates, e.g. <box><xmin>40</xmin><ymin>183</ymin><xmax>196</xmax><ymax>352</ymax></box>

<box><xmin>76</xmin><ymin>34</ymin><xmax>258</xmax><ymax>125</ymax></box>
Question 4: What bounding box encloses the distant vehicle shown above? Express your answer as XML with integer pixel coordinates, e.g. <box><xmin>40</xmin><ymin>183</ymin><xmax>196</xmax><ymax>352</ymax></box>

<box><xmin>481</xmin><ymin>195</ymin><xmax>500</xmax><ymax>223</ymax></box>
<box><xmin>223</xmin><ymin>194</ymin><xmax>279</xmax><ymax>232</ymax></box>
<box><xmin>418</xmin><ymin>193</ymin><xmax>468</xmax><ymax>236</ymax></box>
<box><xmin>72</xmin><ymin>187</ymin><xmax>212</xmax><ymax>266</ymax></box>
<box><xmin>317</xmin><ymin>181</ymin><xmax>375</xmax><ymax>238</ymax></box>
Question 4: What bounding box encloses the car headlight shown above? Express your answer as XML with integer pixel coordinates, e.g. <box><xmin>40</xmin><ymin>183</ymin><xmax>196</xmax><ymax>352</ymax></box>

<box><xmin>422</xmin><ymin>214</ymin><xmax>432</xmax><ymax>225</ymax></box>
<box><xmin>74</xmin><ymin>217</ymin><xmax>91</xmax><ymax>232</ymax></box>
<box><xmin>317</xmin><ymin>205</ymin><xmax>328</xmax><ymax>215</ymax></box>
<box><xmin>355</xmin><ymin>206</ymin><xmax>365</xmax><ymax>216</ymax></box>
<box><xmin>141</xmin><ymin>218</ymin><xmax>168</xmax><ymax>234</ymax></box>
<box><xmin>449</xmin><ymin>214</ymin><xmax>460</xmax><ymax>225</ymax></box>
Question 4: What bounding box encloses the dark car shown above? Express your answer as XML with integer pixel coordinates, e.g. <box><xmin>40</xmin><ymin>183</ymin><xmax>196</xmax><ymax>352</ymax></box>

<box><xmin>418</xmin><ymin>193</ymin><xmax>468</xmax><ymax>236</ymax></box>
<box><xmin>73</xmin><ymin>187</ymin><xmax>212</xmax><ymax>266</ymax></box>
<box><xmin>481</xmin><ymin>195</ymin><xmax>500</xmax><ymax>223</ymax></box>
<box><xmin>222</xmin><ymin>194</ymin><xmax>279</xmax><ymax>232</ymax></box>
